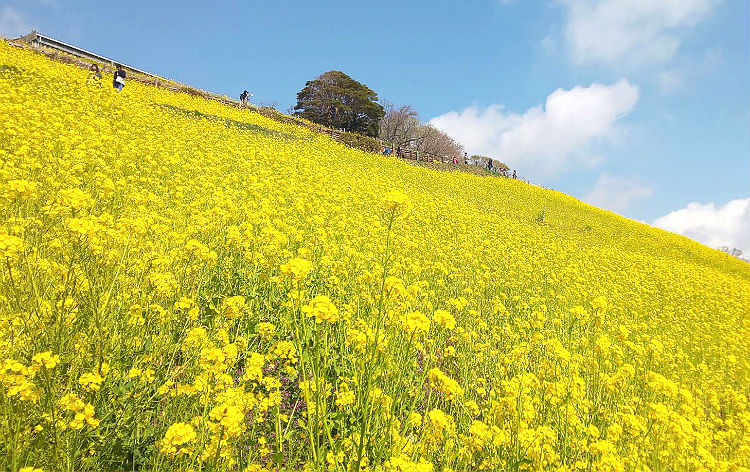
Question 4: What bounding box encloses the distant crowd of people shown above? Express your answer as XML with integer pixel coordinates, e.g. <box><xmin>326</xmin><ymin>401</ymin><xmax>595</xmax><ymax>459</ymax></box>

<box><xmin>382</xmin><ymin>148</ymin><xmax>518</xmax><ymax>178</ymax></box>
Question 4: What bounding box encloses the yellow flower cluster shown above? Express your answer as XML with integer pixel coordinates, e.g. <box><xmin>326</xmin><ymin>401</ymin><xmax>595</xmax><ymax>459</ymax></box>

<box><xmin>0</xmin><ymin>359</ymin><xmax>39</xmax><ymax>403</ymax></box>
<box><xmin>426</xmin><ymin>408</ymin><xmax>456</xmax><ymax>444</ymax></box>
<box><xmin>281</xmin><ymin>257</ymin><xmax>313</xmax><ymax>281</ymax></box>
<box><xmin>222</xmin><ymin>295</ymin><xmax>247</xmax><ymax>319</ymax></box>
<box><xmin>31</xmin><ymin>352</ymin><xmax>60</xmax><ymax>370</ymax></box>
<box><xmin>160</xmin><ymin>422</ymin><xmax>197</xmax><ymax>457</ymax></box>
<box><xmin>302</xmin><ymin>294</ymin><xmax>340</xmax><ymax>323</ymax></box>
<box><xmin>0</xmin><ymin>233</ymin><xmax>23</xmax><ymax>261</ymax></box>
<box><xmin>1</xmin><ymin>40</ymin><xmax>749</xmax><ymax>471</ymax></box>
<box><xmin>432</xmin><ymin>309</ymin><xmax>456</xmax><ymax>330</ymax></box>
<box><xmin>77</xmin><ymin>371</ymin><xmax>104</xmax><ymax>391</ymax></box>
<box><xmin>403</xmin><ymin>311</ymin><xmax>430</xmax><ymax>334</ymax></box>
<box><xmin>58</xmin><ymin>393</ymin><xmax>99</xmax><ymax>429</ymax></box>
<box><xmin>427</xmin><ymin>367</ymin><xmax>464</xmax><ymax>400</ymax></box>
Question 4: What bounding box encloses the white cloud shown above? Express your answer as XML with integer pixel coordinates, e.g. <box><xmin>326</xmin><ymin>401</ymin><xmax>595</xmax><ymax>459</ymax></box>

<box><xmin>429</xmin><ymin>79</ymin><xmax>638</xmax><ymax>181</ymax></box>
<box><xmin>584</xmin><ymin>173</ymin><xmax>653</xmax><ymax>214</ymax></box>
<box><xmin>0</xmin><ymin>6</ymin><xmax>28</xmax><ymax>39</ymax></box>
<box><xmin>560</xmin><ymin>0</ymin><xmax>719</xmax><ymax>68</ymax></box>
<box><xmin>653</xmin><ymin>198</ymin><xmax>750</xmax><ymax>254</ymax></box>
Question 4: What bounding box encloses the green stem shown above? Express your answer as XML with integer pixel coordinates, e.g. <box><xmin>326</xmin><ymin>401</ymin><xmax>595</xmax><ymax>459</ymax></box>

<box><xmin>353</xmin><ymin>209</ymin><xmax>396</xmax><ymax>471</ymax></box>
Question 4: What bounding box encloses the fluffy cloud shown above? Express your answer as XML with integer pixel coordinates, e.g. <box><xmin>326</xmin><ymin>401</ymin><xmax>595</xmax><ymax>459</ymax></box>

<box><xmin>0</xmin><ymin>6</ymin><xmax>28</xmax><ymax>39</ymax></box>
<box><xmin>584</xmin><ymin>173</ymin><xmax>653</xmax><ymax>214</ymax></box>
<box><xmin>560</xmin><ymin>0</ymin><xmax>719</xmax><ymax>68</ymax></box>
<box><xmin>429</xmin><ymin>79</ymin><xmax>638</xmax><ymax>181</ymax></box>
<box><xmin>653</xmin><ymin>198</ymin><xmax>750</xmax><ymax>254</ymax></box>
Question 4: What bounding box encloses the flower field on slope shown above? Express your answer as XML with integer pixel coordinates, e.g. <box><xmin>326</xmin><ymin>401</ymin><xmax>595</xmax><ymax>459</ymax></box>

<box><xmin>1</xmin><ymin>41</ymin><xmax>749</xmax><ymax>472</ymax></box>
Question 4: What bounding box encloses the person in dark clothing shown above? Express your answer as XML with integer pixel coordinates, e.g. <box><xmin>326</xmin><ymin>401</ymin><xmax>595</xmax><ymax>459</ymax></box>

<box><xmin>463</xmin><ymin>152</ymin><xmax>468</xmax><ymax>165</ymax></box>
<box><xmin>512</xmin><ymin>170</ymin><xmax>517</xmax><ymax>179</ymax></box>
<box><xmin>113</xmin><ymin>65</ymin><xmax>126</xmax><ymax>92</ymax></box>
<box><xmin>487</xmin><ymin>158</ymin><xmax>493</xmax><ymax>171</ymax></box>
<box><xmin>240</xmin><ymin>90</ymin><xmax>253</xmax><ymax>107</ymax></box>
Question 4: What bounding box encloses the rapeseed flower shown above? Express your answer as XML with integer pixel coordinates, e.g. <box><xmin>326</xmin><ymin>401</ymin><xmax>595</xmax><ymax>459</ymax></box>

<box><xmin>302</xmin><ymin>294</ymin><xmax>340</xmax><ymax>323</ymax></box>
<box><xmin>432</xmin><ymin>309</ymin><xmax>456</xmax><ymax>330</ymax></box>
<box><xmin>281</xmin><ymin>257</ymin><xmax>312</xmax><ymax>281</ymax></box>
<box><xmin>31</xmin><ymin>352</ymin><xmax>59</xmax><ymax>369</ymax></box>
<box><xmin>160</xmin><ymin>422</ymin><xmax>197</xmax><ymax>457</ymax></box>
<box><xmin>0</xmin><ymin>40</ymin><xmax>747</xmax><ymax>471</ymax></box>
<box><xmin>404</xmin><ymin>311</ymin><xmax>430</xmax><ymax>334</ymax></box>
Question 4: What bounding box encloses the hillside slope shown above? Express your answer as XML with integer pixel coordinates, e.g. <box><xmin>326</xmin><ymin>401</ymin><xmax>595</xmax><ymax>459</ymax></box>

<box><xmin>1</xmin><ymin>41</ymin><xmax>749</xmax><ymax>471</ymax></box>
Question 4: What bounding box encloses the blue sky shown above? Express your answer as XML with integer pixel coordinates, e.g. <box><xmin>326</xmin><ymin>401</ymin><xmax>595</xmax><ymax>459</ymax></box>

<box><xmin>2</xmin><ymin>0</ymin><xmax>748</xmax><ymax>253</ymax></box>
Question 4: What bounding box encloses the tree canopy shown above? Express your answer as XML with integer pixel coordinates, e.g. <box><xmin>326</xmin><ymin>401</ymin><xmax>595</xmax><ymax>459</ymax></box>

<box><xmin>294</xmin><ymin>71</ymin><xmax>385</xmax><ymax>137</ymax></box>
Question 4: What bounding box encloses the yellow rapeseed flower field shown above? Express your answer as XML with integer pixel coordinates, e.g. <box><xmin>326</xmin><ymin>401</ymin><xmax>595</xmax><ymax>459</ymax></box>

<box><xmin>1</xmin><ymin>41</ymin><xmax>749</xmax><ymax>472</ymax></box>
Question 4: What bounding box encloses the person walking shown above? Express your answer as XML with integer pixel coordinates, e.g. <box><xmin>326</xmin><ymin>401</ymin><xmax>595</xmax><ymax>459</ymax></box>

<box><xmin>487</xmin><ymin>158</ymin><xmax>494</xmax><ymax>171</ymax></box>
<box><xmin>512</xmin><ymin>170</ymin><xmax>517</xmax><ymax>179</ymax></box>
<box><xmin>113</xmin><ymin>64</ymin><xmax>126</xmax><ymax>92</ymax></box>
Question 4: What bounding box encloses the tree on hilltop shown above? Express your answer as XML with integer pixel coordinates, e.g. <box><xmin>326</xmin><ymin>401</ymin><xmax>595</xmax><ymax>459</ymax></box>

<box><xmin>294</xmin><ymin>71</ymin><xmax>385</xmax><ymax>137</ymax></box>
<box><xmin>379</xmin><ymin>103</ymin><xmax>422</xmax><ymax>148</ymax></box>
<box><xmin>719</xmin><ymin>246</ymin><xmax>745</xmax><ymax>259</ymax></box>
<box><xmin>379</xmin><ymin>103</ymin><xmax>463</xmax><ymax>157</ymax></box>
<box><xmin>418</xmin><ymin>124</ymin><xmax>462</xmax><ymax>157</ymax></box>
